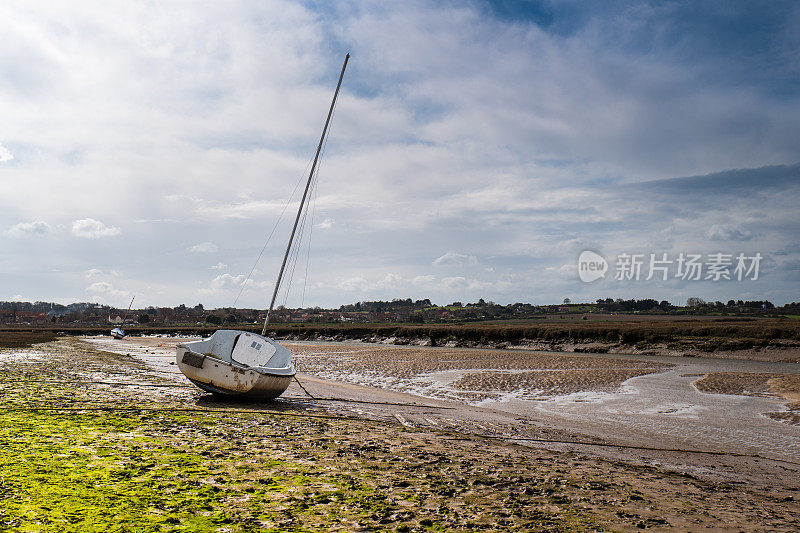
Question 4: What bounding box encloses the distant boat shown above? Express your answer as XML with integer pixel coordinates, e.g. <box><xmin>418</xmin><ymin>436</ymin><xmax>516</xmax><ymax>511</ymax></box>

<box><xmin>110</xmin><ymin>296</ymin><xmax>135</xmax><ymax>339</ymax></box>
<box><xmin>176</xmin><ymin>53</ymin><xmax>350</xmax><ymax>399</ymax></box>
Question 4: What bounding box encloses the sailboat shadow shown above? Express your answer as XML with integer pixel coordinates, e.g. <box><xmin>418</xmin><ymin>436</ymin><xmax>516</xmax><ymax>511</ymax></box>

<box><xmin>193</xmin><ymin>393</ymin><xmax>317</xmax><ymax>413</ymax></box>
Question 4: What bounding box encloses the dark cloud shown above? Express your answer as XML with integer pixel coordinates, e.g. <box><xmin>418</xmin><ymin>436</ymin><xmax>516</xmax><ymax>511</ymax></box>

<box><xmin>638</xmin><ymin>163</ymin><xmax>800</xmax><ymax>194</ymax></box>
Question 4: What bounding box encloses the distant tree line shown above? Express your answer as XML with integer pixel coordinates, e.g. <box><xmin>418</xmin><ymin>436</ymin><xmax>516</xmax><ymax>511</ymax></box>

<box><xmin>339</xmin><ymin>298</ymin><xmax>433</xmax><ymax>313</ymax></box>
<box><xmin>0</xmin><ymin>295</ymin><xmax>795</xmax><ymax>326</ymax></box>
<box><xmin>684</xmin><ymin>297</ymin><xmax>774</xmax><ymax>309</ymax></box>
<box><xmin>595</xmin><ymin>298</ymin><xmax>672</xmax><ymax>312</ymax></box>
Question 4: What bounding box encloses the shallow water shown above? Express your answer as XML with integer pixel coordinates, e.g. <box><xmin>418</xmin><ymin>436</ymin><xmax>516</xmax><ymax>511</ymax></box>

<box><xmin>83</xmin><ymin>335</ymin><xmax>190</xmax><ymax>381</ymax></box>
<box><xmin>289</xmin><ymin>341</ymin><xmax>800</xmax><ymax>461</ymax></box>
<box><xmin>523</xmin><ymin>368</ymin><xmax>800</xmax><ymax>461</ymax></box>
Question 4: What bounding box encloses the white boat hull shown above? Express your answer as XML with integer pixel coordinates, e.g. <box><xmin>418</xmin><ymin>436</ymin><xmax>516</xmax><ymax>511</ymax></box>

<box><xmin>176</xmin><ymin>330</ymin><xmax>295</xmax><ymax>400</ymax></box>
<box><xmin>176</xmin><ymin>347</ymin><xmax>292</xmax><ymax>399</ymax></box>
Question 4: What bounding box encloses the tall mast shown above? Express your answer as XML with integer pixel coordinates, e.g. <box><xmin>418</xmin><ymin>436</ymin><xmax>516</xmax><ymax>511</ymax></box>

<box><xmin>121</xmin><ymin>296</ymin><xmax>135</xmax><ymax>326</ymax></box>
<box><xmin>262</xmin><ymin>53</ymin><xmax>349</xmax><ymax>335</ymax></box>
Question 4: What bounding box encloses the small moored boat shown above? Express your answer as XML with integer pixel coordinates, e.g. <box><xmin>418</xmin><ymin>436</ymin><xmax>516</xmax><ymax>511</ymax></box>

<box><xmin>110</xmin><ymin>296</ymin><xmax>135</xmax><ymax>339</ymax></box>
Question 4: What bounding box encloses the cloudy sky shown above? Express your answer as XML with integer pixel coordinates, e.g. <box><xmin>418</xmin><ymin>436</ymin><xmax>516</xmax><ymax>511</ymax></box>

<box><xmin>1</xmin><ymin>0</ymin><xmax>799</xmax><ymax>309</ymax></box>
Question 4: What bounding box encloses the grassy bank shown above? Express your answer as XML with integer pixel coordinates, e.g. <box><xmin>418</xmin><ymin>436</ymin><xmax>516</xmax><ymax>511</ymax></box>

<box><xmin>264</xmin><ymin>319</ymin><xmax>800</xmax><ymax>351</ymax></box>
<box><xmin>6</xmin><ymin>317</ymin><xmax>799</xmax><ymax>353</ymax></box>
<box><xmin>0</xmin><ymin>330</ymin><xmax>58</xmax><ymax>348</ymax></box>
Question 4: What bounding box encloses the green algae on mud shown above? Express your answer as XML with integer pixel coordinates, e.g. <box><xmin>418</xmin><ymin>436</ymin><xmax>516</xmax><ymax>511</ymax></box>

<box><xmin>0</xmin><ymin>410</ymin><xmax>234</xmax><ymax>531</ymax></box>
<box><xmin>0</xmin><ymin>409</ymin><xmax>345</xmax><ymax>532</ymax></box>
<box><xmin>0</xmin><ymin>408</ymin><xmax>595</xmax><ymax>532</ymax></box>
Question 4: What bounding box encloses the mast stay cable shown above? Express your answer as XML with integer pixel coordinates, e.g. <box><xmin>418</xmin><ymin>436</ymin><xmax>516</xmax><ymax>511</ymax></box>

<box><xmin>262</xmin><ymin>53</ymin><xmax>349</xmax><ymax>335</ymax></box>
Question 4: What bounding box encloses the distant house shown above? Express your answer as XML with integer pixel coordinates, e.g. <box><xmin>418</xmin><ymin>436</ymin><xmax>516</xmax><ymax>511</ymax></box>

<box><xmin>15</xmin><ymin>311</ymin><xmax>49</xmax><ymax>324</ymax></box>
<box><xmin>0</xmin><ymin>310</ymin><xmax>14</xmax><ymax>324</ymax></box>
<box><xmin>108</xmin><ymin>315</ymin><xmax>124</xmax><ymax>325</ymax></box>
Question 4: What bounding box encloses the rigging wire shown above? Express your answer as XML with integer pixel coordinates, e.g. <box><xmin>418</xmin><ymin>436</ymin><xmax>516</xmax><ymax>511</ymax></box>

<box><xmin>281</xmin><ymin>162</ymin><xmax>319</xmax><ymax>308</ymax></box>
<box><xmin>289</xmin><ymin>173</ymin><xmax>319</xmax><ymax>308</ymax></box>
<box><xmin>238</xmin><ymin>57</ymin><xmax>342</xmax><ymax>315</ymax></box>
<box><xmin>231</xmin><ymin>155</ymin><xmax>315</xmax><ymax>308</ymax></box>
<box><xmin>298</xmin><ymin>103</ymin><xmax>335</xmax><ymax>309</ymax></box>
<box><xmin>280</xmin><ymin>189</ymin><xmax>309</xmax><ymax>306</ymax></box>
<box><xmin>300</xmin><ymin>171</ymin><xmax>318</xmax><ymax>308</ymax></box>
<box><xmin>281</xmin><ymin>182</ymin><xmax>315</xmax><ymax>308</ymax></box>
<box><xmin>278</xmin><ymin>94</ymin><xmax>338</xmax><ymax>309</ymax></box>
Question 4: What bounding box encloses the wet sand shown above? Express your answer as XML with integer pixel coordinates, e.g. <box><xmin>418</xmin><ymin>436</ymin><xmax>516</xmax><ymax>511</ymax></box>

<box><xmin>87</xmin><ymin>336</ymin><xmax>800</xmax><ymax>462</ymax></box>
<box><xmin>695</xmin><ymin>372</ymin><xmax>800</xmax><ymax>425</ymax></box>
<box><xmin>286</xmin><ymin>343</ymin><xmax>670</xmax><ymax>401</ymax></box>
<box><xmin>4</xmin><ymin>335</ymin><xmax>797</xmax><ymax>531</ymax></box>
<box><xmin>268</xmin><ymin>341</ymin><xmax>800</xmax><ymax>455</ymax></box>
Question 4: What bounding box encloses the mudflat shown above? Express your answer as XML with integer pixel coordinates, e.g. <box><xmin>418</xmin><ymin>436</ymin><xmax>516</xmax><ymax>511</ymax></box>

<box><xmin>1</xmin><ymin>335</ymin><xmax>799</xmax><ymax>531</ymax></box>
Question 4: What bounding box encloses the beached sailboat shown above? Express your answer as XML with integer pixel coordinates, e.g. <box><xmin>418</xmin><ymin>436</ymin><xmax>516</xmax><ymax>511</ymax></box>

<box><xmin>176</xmin><ymin>54</ymin><xmax>349</xmax><ymax>399</ymax></box>
<box><xmin>110</xmin><ymin>296</ymin><xmax>136</xmax><ymax>339</ymax></box>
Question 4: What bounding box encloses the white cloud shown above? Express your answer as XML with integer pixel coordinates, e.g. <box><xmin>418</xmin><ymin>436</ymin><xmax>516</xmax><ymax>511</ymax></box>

<box><xmin>199</xmin><ymin>273</ymin><xmax>271</xmax><ymax>297</ymax></box>
<box><xmin>548</xmin><ymin>264</ymin><xmax>577</xmax><ymax>280</ymax></box>
<box><xmin>4</xmin><ymin>221</ymin><xmax>50</xmax><ymax>237</ymax></box>
<box><xmin>441</xmin><ymin>276</ymin><xmax>489</xmax><ymax>291</ymax></box>
<box><xmin>314</xmin><ymin>217</ymin><xmax>334</xmax><ymax>229</ymax></box>
<box><xmin>189</xmin><ymin>242</ymin><xmax>219</xmax><ymax>253</ymax></box>
<box><xmin>376</xmin><ymin>273</ymin><xmax>403</xmax><ymax>288</ymax></box>
<box><xmin>86</xmin><ymin>281</ymin><xmax>129</xmax><ymax>301</ymax></box>
<box><xmin>411</xmin><ymin>275</ymin><xmax>436</xmax><ymax>287</ymax></box>
<box><xmin>706</xmin><ymin>224</ymin><xmax>753</xmax><ymax>241</ymax></box>
<box><xmin>211</xmin><ymin>262</ymin><xmax>228</xmax><ymax>270</ymax></box>
<box><xmin>332</xmin><ymin>272</ymin><xmax>489</xmax><ymax>295</ymax></box>
<box><xmin>441</xmin><ymin>276</ymin><xmax>468</xmax><ymax>290</ymax></box>
<box><xmin>82</xmin><ymin>268</ymin><xmax>123</xmax><ymax>279</ymax></box>
<box><xmin>432</xmin><ymin>252</ymin><xmax>479</xmax><ymax>267</ymax></box>
<box><xmin>337</xmin><ymin>275</ymin><xmax>369</xmax><ymax>292</ymax></box>
<box><xmin>0</xmin><ymin>144</ymin><xmax>13</xmax><ymax>163</ymax></box>
<box><xmin>71</xmin><ymin>218</ymin><xmax>121</xmax><ymax>239</ymax></box>
<box><xmin>209</xmin><ymin>273</ymin><xmax>245</xmax><ymax>290</ymax></box>
<box><xmin>87</xmin><ymin>282</ymin><xmax>112</xmax><ymax>293</ymax></box>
